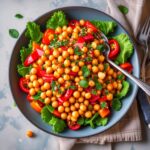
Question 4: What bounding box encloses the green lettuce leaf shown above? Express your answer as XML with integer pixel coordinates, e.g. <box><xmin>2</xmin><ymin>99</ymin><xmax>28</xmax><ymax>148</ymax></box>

<box><xmin>116</xmin><ymin>80</ymin><xmax>130</xmax><ymax>99</ymax></box>
<box><xmin>91</xmin><ymin>20</ymin><xmax>117</xmax><ymax>35</ymax></box>
<box><xmin>41</xmin><ymin>106</ymin><xmax>53</xmax><ymax>123</ymax></box>
<box><xmin>77</xmin><ymin>117</ymin><xmax>85</xmax><ymax>125</ymax></box>
<box><xmin>25</xmin><ymin>22</ymin><xmax>42</xmax><ymax>42</ymax></box>
<box><xmin>114</xmin><ymin>33</ymin><xmax>133</xmax><ymax>64</ymax></box>
<box><xmin>46</xmin><ymin>11</ymin><xmax>68</xmax><ymax>29</ymax></box>
<box><xmin>112</xmin><ymin>98</ymin><xmax>122</xmax><ymax>111</ymax></box>
<box><xmin>95</xmin><ymin>117</ymin><xmax>108</xmax><ymax>126</ymax></box>
<box><xmin>20</xmin><ymin>47</ymin><xmax>32</xmax><ymax>64</ymax></box>
<box><xmin>17</xmin><ymin>64</ymin><xmax>31</xmax><ymax>77</ymax></box>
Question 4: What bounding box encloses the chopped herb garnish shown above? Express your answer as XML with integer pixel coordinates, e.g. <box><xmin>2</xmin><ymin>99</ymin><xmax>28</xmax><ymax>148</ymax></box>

<box><xmin>51</xmin><ymin>81</ymin><xmax>56</xmax><ymax>91</ymax></box>
<box><xmin>91</xmin><ymin>89</ymin><xmax>97</xmax><ymax>95</ymax></box>
<box><xmin>32</xmin><ymin>91</ymin><xmax>44</xmax><ymax>102</ymax></box>
<box><xmin>82</xmin><ymin>66</ymin><xmax>91</xmax><ymax>77</ymax></box>
<box><xmin>9</xmin><ymin>29</ymin><xmax>19</xmax><ymax>38</ymax></box>
<box><xmin>117</xmin><ymin>74</ymin><xmax>124</xmax><ymax>80</ymax></box>
<box><xmin>74</xmin><ymin>46</ymin><xmax>83</xmax><ymax>56</ymax></box>
<box><xmin>93</xmin><ymin>77</ymin><xmax>102</xmax><ymax>90</ymax></box>
<box><xmin>105</xmin><ymin>90</ymin><xmax>109</xmax><ymax>95</ymax></box>
<box><xmin>97</xmin><ymin>44</ymin><xmax>104</xmax><ymax>51</ymax></box>
<box><xmin>104</xmin><ymin>63</ymin><xmax>109</xmax><ymax>71</ymax></box>
<box><xmin>84</xmin><ymin>57</ymin><xmax>92</xmax><ymax>62</ymax></box>
<box><xmin>15</xmin><ymin>13</ymin><xmax>23</xmax><ymax>19</ymax></box>
<box><xmin>100</xmin><ymin>102</ymin><xmax>107</xmax><ymax>108</ymax></box>
<box><xmin>68</xmin><ymin>85</ymin><xmax>76</xmax><ymax>90</ymax></box>
<box><xmin>112</xmin><ymin>98</ymin><xmax>122</xmax><ymax>111</ymax></box>
<box><xmin>79</xmin><ymin>27</ymin><xmax>86</xmax><ymax>36</ymax></box>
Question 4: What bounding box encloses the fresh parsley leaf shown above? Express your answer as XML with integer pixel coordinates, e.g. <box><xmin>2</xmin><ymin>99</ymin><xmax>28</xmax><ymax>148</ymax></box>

<box><xmin>104</xmin><ymin>90</ymin><xmax>109</xmax><ymax>95</ymax></box>
<box><xmin>79</xmin><ymin>80</ymin><xmax>89</xmax><ymax>88</ymax></box>
<box><xmin>41</xmin><ymin>106</ymin><xmax>53</xmax><ymax>123</ymax></box>
<box><xmin>74</xmin><ymin>46</ymin><xmax>83</xmax><ymax>56</ymax></box>
<box><xmin>95</xmin><ymin>82</ymin><xmax>102</xmax><ymax>90</ymax></box>
<box><xmin>17</xmin><ymin>64</ymin><xmax>31</xmax><ymax>77</ymax></box>
<box><xmin>46</xmin><ymin>11</ymin><xmax>68</xmax><ymax>29</ymax></box>
<box><xmin>52</xmin><ymin>119</ymin><xmax>66</xmax><ymax>133</ymax></box>
<box><xmin>68</xmin><ymin>85</ymin><xmax>76</xmax><ymax>90</ymax></box>
<box><xmin>84</xmin><ymin>57</ymin><xmax>92</xmax><ymax>62</ymax></box>
<box><xmin>82</xmin><ymin>66</ymin><xmax>90</xmax><ymax>77</ymax></box>
<box><xmin>25</xmin><ymin>22</ymin><xmax>42</xmax><ymax>42</ymax></box>
<box><xmin>15</xmin><ymin>13</ymin><xmax>23</xmax><ymax>19</ymax></box>
<box><xmin>96</xmin><ymin>44</ymin><xmax>104</xmax><ymax>51</ymax></box>
<box><xmin>51</xmin><ymin>81</ymin><xmax>56</xmax><ymax>91</ymax></box>
<box><xmin>9</xmin><ymin>29</ymin><xmax>19</xmax><ymax>38</ymax></box>
<box><xmin>117</xmin><ymin>74</ymin><xmax>124</xmax><ymax>80</ymax></box>
<box><xmin>77</xmin><ymin>117</ymin><xmax>84</xmax><ymax>125</ymax></box>
<box><xmin>118</xmin><ymin>5</ymin><xmax>129</xmax><ymax>15</ymax></box>
<box><xmin>20</xmin><ymin>47</ymin><xmax>32</xmax><ymax>64</ymax></box>
<box><xmin>91</xmin><ymin>89</ymin><xmax>97</xmax><ymax>95</ymax></box>
<box><xmin>104</xmin><ymin>63</ymin><xmax>109</xmax><ymax>71</ymax></box>
<box><xmin>100</xmin><ymin>102</ymin><xmax>107</xmax><ymax>109</ymax></box>
<box><xmin>32</xmin><ymin>91</ymin><xmax>44</xmax><ymax>102</ymax></box>
<box><xmin>95</xmin><ymin>117</ymin><xmax>108</xmax><ymax>126</ymax></box>
<box><xmin>112</xmin><ymin>98</ymin><xmax>122</xmax><ymax>111</ymax></box>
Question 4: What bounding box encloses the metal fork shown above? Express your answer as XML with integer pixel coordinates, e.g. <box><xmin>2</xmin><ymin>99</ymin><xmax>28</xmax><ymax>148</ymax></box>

<box><xmin>94</xmin><ymin>30</ymin><xmax>150</xmax><ymax>96</ymax></box>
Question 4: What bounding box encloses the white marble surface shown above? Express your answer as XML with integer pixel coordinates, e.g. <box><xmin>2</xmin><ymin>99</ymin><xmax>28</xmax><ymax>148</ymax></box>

<box><xmin>0</xmin><ymin>0</ymin><xmax>150</xmax><ymax>150</ymax></box>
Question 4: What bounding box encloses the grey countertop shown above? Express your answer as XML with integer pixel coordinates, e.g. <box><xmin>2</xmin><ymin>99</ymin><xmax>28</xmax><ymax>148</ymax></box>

<box><xmin>0</xmin><ymin>0</ymin><xmax>150</xmax><ymax>150</ymax></box>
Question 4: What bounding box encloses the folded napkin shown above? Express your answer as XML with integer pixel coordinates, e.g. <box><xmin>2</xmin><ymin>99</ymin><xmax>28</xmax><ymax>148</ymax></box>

<box><xmin>54</xmin><ymin>0</ymin><xmax>150</xmax><ymax>149</ymax></box>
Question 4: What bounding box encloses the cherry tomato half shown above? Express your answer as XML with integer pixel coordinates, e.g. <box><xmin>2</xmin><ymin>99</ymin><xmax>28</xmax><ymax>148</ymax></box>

<box><xmin>19</xmin><ymin>78</ymin><xmax>29</xmax><ymax>93</ymax></box>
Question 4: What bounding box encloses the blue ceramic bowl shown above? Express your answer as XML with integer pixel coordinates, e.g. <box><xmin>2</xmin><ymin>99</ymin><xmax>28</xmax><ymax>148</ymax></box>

<box><xmin>9</xmin><ymin>6</ymin><xmax>140</xmax><ymax>138</ymax></box>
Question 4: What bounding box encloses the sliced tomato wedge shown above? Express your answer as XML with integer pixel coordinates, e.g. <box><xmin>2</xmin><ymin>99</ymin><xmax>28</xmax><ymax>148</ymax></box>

<box><xmin>120</xmin><ymin>62</ymin><xmax>133</xmax><ymax>73</ymax></box>
<box><xmin>27</xmin><ymin>94</ymin><xmax>34</xmax><ymax>102</ymax></box>
<box><xmin>68</xmin><ymin>122</ymin><xmax>81</xmax><ymax>130</ymax></box>
<box><xmin>99</xmin><ymin>96</ymin><xmax>107</xmax><ymax>102</ymax></box>
<box><xmin>30</xmin><ymin>101</ymin><xmax>43</xmax><ymax>113</ymax></box>
<box><xmin>84</xmin><ymin>21</ymin><xmax>97</xmax><ymax>32</ymax></box>
<box><xmin>19</xmin><ymin>78</ymin><xmax>29</xmax><ymax>93</ymax></box>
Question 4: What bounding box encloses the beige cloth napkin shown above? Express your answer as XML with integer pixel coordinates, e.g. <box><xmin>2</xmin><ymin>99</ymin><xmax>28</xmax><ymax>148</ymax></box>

<box><xmin>54</xmin><ymin>0</ymin><xmax>150</xmax><ymax>149</ymax></box>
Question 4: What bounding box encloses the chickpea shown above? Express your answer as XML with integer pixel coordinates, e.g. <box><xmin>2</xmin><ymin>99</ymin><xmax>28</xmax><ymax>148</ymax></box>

<box><xmin>25</xmin><ymin>74</ymin><xmax>30</xmax><ymax>80</ymax></box>
<box><xmin>26</xmin><ymin>130</ymin><xmax>33</xmax><ymax>138</ymax></box>
<box><xmin>92</xmin><ymin>110</ymin><xmax>96</xmax><ymax>114</ymax></box>
<box><xmin>78</xmin><ymin>61</ymin><xmax>84</xmax><ymax>67</ymax></box>
<box><xmin>40</xmin><ymin>92</ymin><xmax>46</xmax><ymax>99</ymax></box>
<box><xmin>99</xmin><ymin>39</ymin><xmax>104</xmax><ymax>44</ymax></box>
<box><xmin>97</xmin><ymin>90</ymin><xmax>101</xmax><ymax>95</ymax></box>
<box><xmin>80</xmin><ymin>104</ymin><xmax>87</xmax><ymax>111</ymax></box>
<box><xmin>73</xmin><ymin>28</ymin><xmax>79</xmax><ymax>33</ymax></box>
<box><xmin>87</xmin><ymin>64</ymin><xmax>92</xmax><ymax>70</ymax></box>
<box><xmin>98</xmin><ymin>64</ymin><xmax>104</xmax><ymax>71</ymax></box>
<box><xmin>49</xmin><ymin>55</ymin><xmax>55</xmax><ymax>61</ymax></box>
<box><xmin>74</xmin><ymin>55</ymin><xmax>79</xmax><ymax>60</ymax></box>
<box><xmin>78</xmin><ymin>97</ymin><xmax>84</xmax><ymax>103</ymax></box>
<box><xmin>92</xmin><ymin>66</ymin><xmax>99</xmax><ymax>73</ymax></box>
<box><xmin>46</xmin><ymin>67</ymin><xmax>53</xmax><ymax>74</ymax></box>
<box><xmin>72</xmin><ymin>32</ymin><xmax>78</xmax><ymax>39</ymax></box>
<box><xmin>117</xmin><ymin>83</ymin><xmax>122</xmax><ymax>90</ymax></box>
<box><xmin>29</xmin><ymin>88</ymin><xmax>36</xmax><ymax>96</ymax></box>
<box><xmin>65</xmin><ymin>107</ymin><xmax>70</xmax><ymax>113</ymax></box>
<box><xmin>53</xmin><ymin>50</ymin><xmax>60</xmax><ymax>58</ymax></box>
<box><xmin>74</xmin><ymin>102</ymin><xmax>80</xmax><ymax>109</ymax></box>
<box><xmin>54</xmin><ymin>71</ymin><xmax>60</xmax><ymax>78</ymax></box>
<box><xmin>63</xmin><ymin>101</ymin><xmax>70</xmax><ymax>107</ymax></box>
<box><xmin>107</xmin><ymin>83</ymin><xmax>113</xmax><ymax>91</ymax></box>
<box><xmin>32</xmin><ymin>80</ymin><xmax>39</xmax><ymax>88</ymax></box>
<box><xmin>68</xmin><ymin>47</ymin><xmax>74</xmax><ymax>55</ymax></box>
<box><xmin>98</xmin><ymin>72</ymin><xmax>106</xmax><ymax>80</ymax></box>
<box><xmin>81</xmin><ymin>91</ymin><xmax>86</xmax><ymax>97</ymax></box>
<box><xmin>62</xmin><ymin>51</ymin><xmax>69</xmax><ymax>58</ymax></box>
<box><xmin>30</xmin><ymin>68</ymin><xmax>37</xmax><ymax>75</ymax></box>
<box><xmin>94</xmin><ymin>104</ymin><xmax>100</xmax><ymax>111</ymax></box>
<box><xmin>78</xmin><ymin>109</ymin><xmax>84</xmax><ymax>115</ymax></box>
<box><xmin>51</xmin><ymin>101</ymin><xmax>58</xmax><ymax>108</ymax></box>
<box><xmin>94</xmin><ymin>50</ymin><xmax>100</xmax><ymax>57</ymax></box>
<box><xmin>113</xmin><ymin>81</ymin><xmax>118</xmax><ymax>89</ymax></box>
<box><xmin>78</xmin><ymin>71</ymin><xmax>82</xmax><ymax>76</ymax></box>
<box><xmin>64</xmin><ymin>68</ymin><xmax>70</xmax><ymax>74</ymax></box>
<box><xmin>85</xmin><ymin>93</ymin><xmax>91</xmax><ymax>99</ymax></box>
<box><xmin>91</xmin><ymin>42</ymin><xmax>97</xmax><ymax>49</ymax></box>
<box><xmin>98</xmin><ymin>55</ymin><xmax>105</xmax><ymax>62</ymax></box>
<box><xmin>84</xmin><ymin>100</ymin><xmax>89</xmax><ymax>106</ymax></box>
<box><xmin>58</xmin><ymin>35</ymin><xmax>63</xmax><ymax>40</ymax></box>
<box><xmin>73</xmin><ymin>91</ymin><xmax>80</xmax><ymax>98</ymax></box>
<box><xmin>85</xmin><ymin>111</ymin><xmax>92</xmax><ymax>118</ymax></box>
<box><xmin>55</xmin><ymin>27</ymin><xmax>62</xmax><ymax>34</ymax></box>
<box><xmin>78</xmin><ymin>87</ymin><xmax>83</xmax><ymax>92</ymax></box>
<box><xmin>67</xmin><ymin>27</ymin><xmax>73</xmax><ymax>34</ymax></box>
<box><xmin>44</xmin><ymin>97</ymin><xmax>51</xmax><ymax>105</ymax></box>
<box><xmin>43</xmin><ymin>82</ymin><xmax>50</xmax><ymax>90</ymax></box>
<box><xmin>46</xmin><ymin>90</ymin><xmax>52</xmax><ymax>97</ymax></box>
<box><xmin>75</xmin><ymin>77</ymin><xmax>80</xmax><ymax>83</ymax></box>
<box><xmin>57</xmin><ymin>77</ymin><xmax>64</xmax><ymax>84</ymax></box>
<box><xmin>62</xmin><ymin>25</ymin><xmax>67</xmax><ymax>31</ymax></box>
<box><xmin>70</xmin><ymin>105</ymin><xmax>76</xmax><ymax>111</ymax></box>
<box><xmin>62</xmin><ymin>31</ymin><xmax>68</xmax><ymax>38</ymax></box>
<box><xmin>72</xmin><ymin>66</ymin><xmax>79</xmax><ymax>72</ymax></box>
<box><xmin>58</xmin><ymin>56</ymin><xmax>64</xmax><ymax>63</ymax></box>
<box><xmin>92</xmin><ymin>59</ymin><xmax>98</xmax><ymax>65</ymax></box>
<box><xmin>51</xmin><ymin>96</ymin><xmax>57</xmax><ymax>101</ymax></box>
<box><xmin>71</xmin><ymin>62</ymin><xmax>76</xmax><ymax>67</ymax></box>
<box><xmin>64</xmin><ymin>59</ymin><xmax>71</xmax><ymax>67</ymax></box>
<box><xmin>107</xmin><ymin>93</ymin><xmax>113</xmax><ymax>101</ymax></box>
<box><xmin>72</xmin><ymin>111</ymin><xmax>79</xmax><ymax>118</ymax></box>
<box><xmin>61</xmin><ymin>113</ymin><xmax>67</xmax><ymax>120</ymax></box>
<box><xmin>58</xmin><ymin>106</ymin><xmax>65</xmax><ymax>113</ymax></box>
<box><xmin>113</xmin><ymin>72</ymin><xmax>117</xmax><ymax>79</ymax></box>
<box><xmin>48</xmin><ymin>34</ymin><xmax>54</xmax><ymax>41</ymax></box>
<box><xmin>108</xmin><ymin>68</ymin><xmax>114</xmax><ymax>75</ymax></box>
<box><xmin>28</xmin><ymin>82</ymin><xmax>33</xmax><ymax>89</ymax></box>
<box><xmin>89</xmin><ymin>80</ymin><xmax>95</xmax><ymax>87</ymax></box>
<box><xmin>69</xmin><ymin>97</ymin><xmax>75</xmax><ymax>104</ymax></box>
<box><xmin>71</xmin><ymin>116</ymin><xmax>77</xmax><ymax>122</ymax></box>
<box><xmin>37</xmin><ymin>59</ymin><xmax>43</xmax><ymax>65</ymax></box>
<box><xmin>79</xmin><ymin>19</ymin><xmax>85</xmax><ymax>26</ymax></box>
<box><xmin>30</xmin><ymin>75</ymin><xmax>37</xmax><ymax>82</ymax></box>
<box><xmin>41</xmin><ymin>85</ymin><xmax>46</xmax><ymax>92</ymax></box>
<box><xmin>38</xmin><ymin>78</ymin><xmax>44</xmax><ymax>85</ymax></box>
<box><xmin>81</xmin><ymin>47</ymin><xmax>88</xmax><ymax>53</ymax></box>
<box><xmin>63</xmin><ymin>74</ymin><xmax>70</xmax><ymax>81</ymax></box>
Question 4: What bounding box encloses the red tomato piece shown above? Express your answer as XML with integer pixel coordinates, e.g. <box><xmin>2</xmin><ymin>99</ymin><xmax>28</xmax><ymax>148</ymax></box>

<box><xmin>19</xmin><ymin>78</ymin><xmax>29</xmax><ymax>93</ymax></box>
<box><xmin>120</xmin><ymin>62</ymin><xmax>133</xmax><ymax>73</ymax></box>
<box><xmin>68</xmin><ymin>122</ymin><xmax>81</xmax><ymax>130</ymax></box>
<box><xmin>84</xmin><ymin>21</ymin><xmax>97</xmax><ymax>32</ymax></box>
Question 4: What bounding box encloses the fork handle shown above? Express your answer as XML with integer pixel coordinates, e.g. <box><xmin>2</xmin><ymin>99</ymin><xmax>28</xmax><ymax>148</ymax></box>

<box><xmin>107</xmin><ymin>59</ymin><xmax>150</xmax><ymax>96</ymax></box>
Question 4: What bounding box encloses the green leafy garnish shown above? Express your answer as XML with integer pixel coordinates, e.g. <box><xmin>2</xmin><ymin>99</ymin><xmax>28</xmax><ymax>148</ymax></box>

<box><xmin>15</xmin><ymin>13</ymin><xmax>23</xmax><ymax>19</ymax></box>
<box><xmin>112</xmin><ymin>98</ymin><xmax>122</xmax><ymax>111</ymax></box>
<box><xmin>118</xmin><ymin>5</ymin><xmax>129</xmax><ymax>15</ymax></box>
<box><xmin>91</xmin><ymin>20</ymin><xmax>117</xmax><ymax>35</ymax></box>
<box><xmin>100</xmin><ymin>102</ymin><xmax>107</xmax><ymax>109</ymax></box>
<box><xmin>95</xmin><ymin>117</ymin><xmax>108</xmax><ymax>126</ymax></box>
<box><xmin>20</xmin><ymin>47</ymin><xmax>32</xmax><ymax>64</ymax></box>
<box><xmin>91</xmin><ymin>89</ymin><xmax>97</xmax><ymax>95</ymax></box>
<box><xmin>32</xmin><ymin>91</ymin><xmax>44</xmax><ymax>102</ymax></box>
<box><xmin>79</xmin><ymin>27</ymin><xmax>86</xmax><ymax>36</ymax></box>
<box><xmin>82</xmin><ymin>66</ymin><xmax>90</xmax><ymax>77</ymax></box>
<box><xmin>25</xmin><ymin>22</ymin><xmax>42</xmax><ymax>42</ymax></box>
<box><xmin>117</xmin><ymin>74</ymin><xmax>124</xmax><ymax>80</ymax></box>
<box><xmin>95</xmin><ymin>82</ymin><xmax>102</xmax><ymax>90</ymax></box>
<box><xmin>79</xmin><ymin>80</ymin><xmax>89</xmax><ymax>88</ymax></box>
<box><xmin>74</xmin><ymin>46</ymin><xmax>83</xmax><ymax>56</ymax></box>
<box><xmin>77</xmin><ymin>117</ymin><xmax>84</xmax><ymax>125</ymax></box>
<box><xmin>17</xmin><ymin>64</ymin><xmax>31</xmax><ymax>77</ymax></box>
<box><xmin>9</xmin><ymin>29</ymin><xmax>19</xmax><ymax>38</ymax></box>
<box><xmin>114</xmin><ymin>34</ymin><xmax>133</xmax><ymax>64</ymax></box>
<box><xmin>96</xmin><ymin>44</ymin><xmax>104</xmax><ymax>51</ymax></box>
<box><xmin>46</xmin><ymin>11</ymin><xmax>68</xmax><ymax>29</ymax></box>
<box><xmin>50</xmin><ymin>39</ymin><xmax>69</xmax><ymax>48</ymax></box>
<box><xmin>41</xmin><ymin>106</ymin><xmax>53</xmax><ymax>123</ymax></box>
<box><xmin>104</xmin><ymin>63</ymin><xmax>109</xmax><ymax>71</ymax></box>
<box><xmin>51</xmin><ymin>81</ymin><xmax>56</xmax><ymax>91</ymax></box>
<box><xmin>68</xmin><ymin>85</ymin><xmax>76</xmax><ymax>90</ymax></box>
<box><xmin>116</xmin><ymin>80</ymin><xmax>130</xmax><ymax>99</ymax></box>
<box><xmin>84</xmin><ymin>57</ymin><xmax>92</xmax><ymax>62</ymax></box>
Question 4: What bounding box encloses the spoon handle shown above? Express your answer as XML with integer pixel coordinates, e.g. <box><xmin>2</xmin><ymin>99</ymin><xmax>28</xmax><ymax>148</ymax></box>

<box><xmin>107</xmin><ymin>59</ymin><xmax>150</xmax><ymax>96</ymax></box>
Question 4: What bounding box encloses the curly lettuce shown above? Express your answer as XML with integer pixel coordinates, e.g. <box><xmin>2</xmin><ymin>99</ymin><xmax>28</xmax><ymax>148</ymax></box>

<box><xmin>46</xmin><ymin>11</ymin><xmax>68</xmax><ymax>29</ymax></box>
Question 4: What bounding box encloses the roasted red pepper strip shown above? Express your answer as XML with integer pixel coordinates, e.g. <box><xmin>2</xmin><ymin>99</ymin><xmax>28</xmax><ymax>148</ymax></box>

<box><xmin>68</xmin><ymin>122</ymin><xmax>81</xmax><ymax>130</ymax></box>
<box><xmin>19</xmin><ymin>78</ymin><xmax>29</xmax><ymax>93</ymax></box>
<box><xmin>42</xmin><ymin>29</ymin><xmax>55</xmax><ymax>45</ymax></box>
<box><xmin>89</xmin><ymin>94</ymin><xmax>100</xmax><ymax>104</ymax></box>
<box><xmin>84</xmin><ymin>21</ymin><xmax>98</xmax><ymax>32</ymax></box>
<box><xmin>24</xmin><ymin>49</ymin><xmax>44</xmax><ymax>66</ymax></box>
<box><xmin>68</xmin><ymin>20</ymin><xmax>79</xmax><ymax>28</ymax></box>
<box><xmin>30</xmin><ymin>101</ymin><xmax>43</xmax><ymax>113</ymax></box>
<box><xmin>74</xmin><ymin>37</ymin><xmax>85</xmax><ymax>49</ymax></box>
<box><xmin>108</xmin><ymin>39</ymin><xmax>120</xmax><ymax>59</ymax></box>
<box><xmin>58</xmin><ymin>97</ymin><xmax>67</xmax><ymax>103</ymax></box>
<box><xmin>83</xmin><ymin>34</ymin><xmax>94</xmax><ymax>42</ymax></box>
<box><xmin>69</xmin><ymin>71</ymin><xmax>78</xmax><ymax>76</ymax></box>
<box><xmin>53</xmin><ymin>110</ymin><xmax>61</xmax><ymax>118</ymax></box>
<box><xmin>120</xmin><ymin>62</ymin><xmax>133</xmax><ymax>73</ymax></box>
<box><xmin>99</xmin><ymin>96</ymin><xmax>107</xmax><ymax>102</ymax></box>
<box><xmin>27</xmin><ymin>94</ymin><xmax>34</xmax><ymax>102</ymax></box>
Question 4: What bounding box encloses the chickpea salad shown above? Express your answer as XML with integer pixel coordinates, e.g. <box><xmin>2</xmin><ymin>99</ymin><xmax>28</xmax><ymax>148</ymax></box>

<box><xmin>17</xmin><ymin>11</ymin><xmax>134</xmax><ymax>133</ymax></box>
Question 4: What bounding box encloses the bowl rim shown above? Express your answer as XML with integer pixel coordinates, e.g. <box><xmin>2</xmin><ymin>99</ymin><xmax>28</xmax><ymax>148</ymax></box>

<box><xmin>9</xmin><ymin>6</ymin><xmax>140</xmax><ymax>139</ymax></box>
